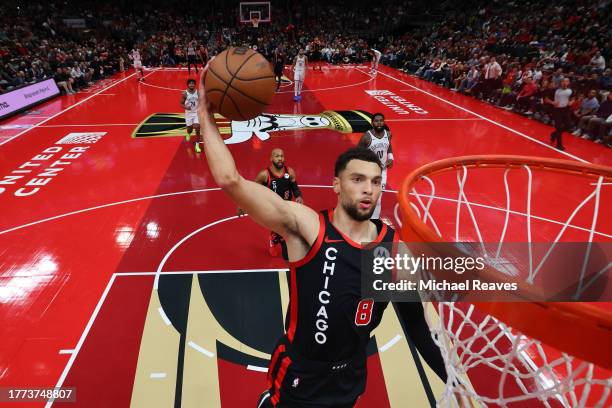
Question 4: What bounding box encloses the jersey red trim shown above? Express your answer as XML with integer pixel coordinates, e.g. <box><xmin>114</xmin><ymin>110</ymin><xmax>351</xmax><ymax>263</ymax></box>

<box><xmin>328</xmin><ymin>208</ymin><xmax>388</xmax><ymax>249</ymax></box>
<box><xmin>266</xmin><ymin>168</ymin><xmax>272</xmax><ymax>188</ymax></box>
<box><xmin>286</xmin><ymin>265</ymin><xmax>298</xmax><ymax>343</ymax></box>
<box><xmin>266</xmin><ymin>344</ymin><xmax>286</xmax><ymax>389</ymax></box>
<box><xmin>271</xmin><ymin>356</ymin><xmax>292</xmax><ymax>406</ymax></box>
<box><xmin>391</xmin><ymin>230</ymin><xmax>400</xmax><ymax>282</ymax></box>
<box><xmin>290</xmin><ymin>212</ymin><xmax>325</xmax><ymax>268</ymax></box>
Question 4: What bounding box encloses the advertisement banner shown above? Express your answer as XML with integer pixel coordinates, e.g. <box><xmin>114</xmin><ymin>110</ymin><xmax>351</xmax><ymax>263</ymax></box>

<box><xmin>0</xmin><ymin>79</ymin><xmax>61</xmax><ymax>120</ymax></box>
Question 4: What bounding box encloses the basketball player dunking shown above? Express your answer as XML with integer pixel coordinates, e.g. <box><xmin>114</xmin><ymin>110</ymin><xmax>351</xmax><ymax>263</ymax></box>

<box><xmin>369</xmin><ymin>48</ymin><xmax>382</xmax><ymax>75</ymax></box>
<box><xmin>238</xmin><ymin>148</ymin><xmax>304</xmax><ymax>259</ymax></box>
<box><xmin>180</xmin><ymin>79</ymin><xmax>202</xmax><ymax>153</ymax></box>
<box><xmin>130</xmin><ymin>47</ymin><xmax>145</xmax><ymax>82</ymax></box>
<box><xmin>357</xmin><ymin>113</ymin><xmax>393</xmax><ymax>219</ymax></box>
<box><xmin>292</xmin><ymin>48</ymin><xmax>307</xmax><ymax>102</ymax></box>
<box><xmin>274</xmin><ymin>47</ymin><xmax>286</xmax><ymax>92</ymax></box>
<box><xmin>196</xmin><ymin>72</ymin><xmax>451</xmax><ymax>408</ymax></box>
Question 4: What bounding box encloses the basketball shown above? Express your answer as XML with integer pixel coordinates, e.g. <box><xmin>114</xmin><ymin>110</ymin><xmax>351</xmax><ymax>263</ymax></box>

<box><xmin>204</xmin><ymin>47</ymin><xmax>276</xmax><ymax>121</ymax></box>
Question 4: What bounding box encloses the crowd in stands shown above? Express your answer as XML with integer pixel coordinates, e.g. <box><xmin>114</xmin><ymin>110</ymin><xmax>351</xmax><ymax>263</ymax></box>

<box><xmin>0</xmin><ymin>0</ymin><xmax>610</xmax><ymax>146</ymax></box>
<box><xmin>377</xmin><ymin>0</ymin><xmax>611</xmax><ymax>146</ymax></box>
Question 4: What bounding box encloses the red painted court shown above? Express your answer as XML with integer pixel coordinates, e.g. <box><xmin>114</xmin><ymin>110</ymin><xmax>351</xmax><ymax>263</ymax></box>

<box><xmin>1</xmin><ymin>64</ymin><xmax>610</xmax><ymax>407</ymax></box>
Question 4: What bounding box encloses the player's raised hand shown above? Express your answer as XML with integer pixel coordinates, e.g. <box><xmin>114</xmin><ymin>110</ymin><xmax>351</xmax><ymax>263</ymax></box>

<box><xmin>198</xmin><ymin>57</ymin><xmax>215</xmax><ymax>116</ymax></box>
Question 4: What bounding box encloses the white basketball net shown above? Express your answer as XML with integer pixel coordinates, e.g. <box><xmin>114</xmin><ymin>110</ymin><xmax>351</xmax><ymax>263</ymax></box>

<box><xmin>396</xmin><ymin>162</ymin><xmax>612</xmax><ymax>407</ymax></box>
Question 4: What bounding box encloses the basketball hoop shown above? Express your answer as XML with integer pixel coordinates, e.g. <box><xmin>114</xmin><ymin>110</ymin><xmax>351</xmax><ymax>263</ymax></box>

<box><xmin>398</xmin><ymin>155</ymin><xmax>612</xmax><ymax>407</ymax></box>
<box><xmin>250</xmin><ymin>16</ymin><xmax>260</xmax><ymax>28</ymax></box>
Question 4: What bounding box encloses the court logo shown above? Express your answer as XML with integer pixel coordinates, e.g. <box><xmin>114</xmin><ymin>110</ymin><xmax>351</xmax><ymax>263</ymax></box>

<box><xmin>365</xmin><ymin>90</ymin><xmax>428</xmax><ymax>115</ymax></box>
<box><xmin>56</xmin><ymin>132</ymin><xmax>105</xmax><ymax>145</ymax></box>
<box><xmin>133</xmin><ymin>111</ymin><xmax>375</xmax><ymax>145</ymax></box>
<box><xmin>0</xmin><ymin>132</ymin><xmax>106</xmax><ymax>197</ymax></box>
<box><xmin>365</xmin><ymin>90</ymin><xmax>394</xmax><ymax>96</ymax></box>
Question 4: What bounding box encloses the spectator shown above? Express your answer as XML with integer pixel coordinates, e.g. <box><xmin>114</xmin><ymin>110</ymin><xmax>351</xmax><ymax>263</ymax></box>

<box><xmin>590</xmin><ymin>51</ymin><xmax>605</xmax><ymax>73</ymax></box>
<box><xmin>576</xmin><ymin>93</ymin><xmax>612</xmax><ymax>144</ymax></box>
<box><xmin>54</xmin><ymin>67</ymin><xmax>74</xmax><ymax>95</ymax></box>
<box><xmin>512</xmin><ymin>77</ymin><xmax>539</xmax><ymax>112</ymax></box>
<box><xmin>481</xmin><ymin>56</ymin><xmax>503</xmax><ymax>100</ymax></box>
<box><xmin>572</xmin><ymin>89</ymin><xmax>600</xmax><ymax>128</ymax></box>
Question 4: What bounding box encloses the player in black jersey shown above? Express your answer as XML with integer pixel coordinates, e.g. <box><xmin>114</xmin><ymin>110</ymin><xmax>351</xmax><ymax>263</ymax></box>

<box><xmin>197</xmin><ymin>72</ymin><xmax>450</xmax><ymax>407</ymax></box>
<box><xmin>274</xmin><ymin>47</ymin><xmax>286</xmax><ymax>91</ymax></box>
<box><xmin>238</xmin><ymin>148</ymin><xmax>304</xmax><ymax>259</ymax></box>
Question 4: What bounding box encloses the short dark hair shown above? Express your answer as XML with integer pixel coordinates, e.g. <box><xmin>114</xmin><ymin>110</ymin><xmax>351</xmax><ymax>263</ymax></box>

<box><xmin>334</xmin><ymin>147</ymin><xmax>382</xmax><ymax>177</ymax></box>
<box><xmin>372</xmin><ymin>112</ymin><xmax>384</xmax><ymax>120</ymax></box>
<box><xmin>187</xmin><ymin>78</ymin><xmax>196</xmax><ymax>85</ymax></box>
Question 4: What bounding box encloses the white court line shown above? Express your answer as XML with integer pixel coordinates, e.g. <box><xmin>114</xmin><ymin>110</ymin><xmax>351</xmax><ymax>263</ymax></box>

<box><xmin>188</xmin><ymin>341</ymin><xmax>215</xmax><ymax>358</ymax></box>
<box><xmin>116</xmin><ymin>269</ymin><xmax>288</xmax><ymax>276</ymax></box>
<box><xmin>358</xmin><ymin>68</ymin><xmax>589</xmax><ymax>163</ymax></box>
<box><xmin>0</xmin><ymin>72</ymin><xmax>137</xmax><ymax>147</ymax></box>
<box><xmin>157</xmin><ymin>307</ymin><xmax>172</xmax><ymax>326</ymax></box>
<box><xmin>37</xmin><ymin>118</ymin><xmax>481</xmax><ymax>127</ymax></box>
<box><xmin>154</xmin><ymin>216</ymin><xmax>239</xmax><ymax>290</ymax></box>
<box><xmin>142</xmin><ymin>69</ymin><xmax>160</xmax><ymax>80</ymax></box>
<box><xmin>58</xmin><ymin>349</ymin><xmax>74</xmax><ymax>355</ymax></box>
<box><xmin>140</xmin><ymin>68</ymin><xmax>374</xmax><ymax>94</ymax></box>
<box><xmin>247</xmin><ymin>365</ymin><xmax>269</xmax><ymax>372</ymax></box>
<box><xmin>150</xmin><ymin>373</ymin><xmax>167</xmax><ymax>379</ymax></box>
<box><xmin>379</xmin><ymin>334</ymin><xmax>402</xmax><ymax>352</ymax></box>
<box><xmin>90</xmin><ymin>93</ymin><xmax>116</xmax><ymax>96</ymax></box>
<box><xmin>39</xmin><ymin>123</ymin><xmax>139</xmax><ymax>127</ymax></box>
<box><xmin>386</xmin><ymin>118</ymin><xmax>484</xmax><ymax>122</ymax></box>
<box><xmin>2</xmin><ymin>185</ymin><xmax>609</xmax><ymax>239</ymax></box>
<box><xmin>0</xmin><ymin>187</ymin><xmax>221</xmax><ymax>236</ymax></box>
<box><xmin>591</xmin><ymin>182</ymin><xmax>612</xmax><ymax>186</ymax></box>
<box><xmin>46</xmin><ymin>267</ymin><xmax>288</xmax><ymax>405</ymax></box>
<box><xmin>45</xmin><ymin>274</ymin><xmax>117</xmax><ymax>408</ymax></box>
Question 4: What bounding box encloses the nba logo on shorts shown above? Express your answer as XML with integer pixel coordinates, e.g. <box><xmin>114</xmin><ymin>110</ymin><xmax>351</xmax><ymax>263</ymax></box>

<box><xmin>292</xmin><ymin>378</ymin><xmax>300</xmax><ymax>388</ymax></box>
<box><xmin>365</xmin><ymin>90</ymin><xmax>394</xmax><ymax>96</ymax></box>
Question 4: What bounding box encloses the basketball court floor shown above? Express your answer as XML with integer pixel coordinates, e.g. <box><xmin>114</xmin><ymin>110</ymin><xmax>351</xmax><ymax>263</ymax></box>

<box><xmin>0</xmin><ymin>63</ymin><xmax>610</xmax><ymax>407</ymax></box>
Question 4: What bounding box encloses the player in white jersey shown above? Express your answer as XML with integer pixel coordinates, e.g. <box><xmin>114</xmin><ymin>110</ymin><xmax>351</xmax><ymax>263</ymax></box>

<box><xmin>180</xmin><ymin>79</ymin><xmax>202</xmax><ymax>153</ymax></box>
<box><xmin>291</xmin><ymin>48</ymin><xmax>308</xmax><ymax>102</ymax></box>
<box><xmin>357</xmin><ymin>113</ymin><xmax>393</xmax><ymax>218</ymax></box>
<box><xmin>369</xmin><ymin>48</ymin><xmax>382</xmax><ymax>75</ymax></box>
<box><xmin>130</xmin><ymin>47</ymin><xmax>145</xmax><ymax>82</ymax></box>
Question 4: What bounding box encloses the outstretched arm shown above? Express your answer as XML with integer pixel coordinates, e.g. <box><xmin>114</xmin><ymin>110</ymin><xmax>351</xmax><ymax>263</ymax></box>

<box><xmin>386</xmin><ymin>132</ymin><xmax>394</xmax><ymax>169</ymax></box>
<box><xmin>237</xmin><ymin>170</ymin><xmax>269</xmax><ymax>216</ymax></box>
<box><xmin>288</xmin><ymin>167</ymin><xmax>303</xmax><ymax>204</ymax></box>
<box><xmin>197</xmin><ymin>71</ymin><xmax>319</xmax><ymax>249</ymax></box>
<box><xmin>357</xmin><ymin>132</ymin><xmax>372</xmax><ymax>149</ymax></box>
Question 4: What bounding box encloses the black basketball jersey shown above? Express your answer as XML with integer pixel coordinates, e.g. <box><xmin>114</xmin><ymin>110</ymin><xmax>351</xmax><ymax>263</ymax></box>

<box><xmin>267</xmin><ymin>166</ymin><xmax>293</xmax><ymax>201</ymax></box>
<box><xmin>286</xmin><ymin>209</ymin><xmax>397</xmax><ymax>361</ymax></box>
<box><xmin>274</xmin><ymin>52</ymin><xmax>285</xmax><ymax>72</ymax></box>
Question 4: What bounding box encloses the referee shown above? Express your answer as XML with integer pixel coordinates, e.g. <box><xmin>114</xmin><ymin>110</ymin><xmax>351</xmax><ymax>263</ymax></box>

<box><xmin>545</xmin><ymin>77</ymin><xmax>573</xmax><ymax>151</ymax></box>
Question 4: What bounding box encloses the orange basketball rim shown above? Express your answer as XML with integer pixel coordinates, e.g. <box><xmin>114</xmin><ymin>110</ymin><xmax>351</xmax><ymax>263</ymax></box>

<box><xmin>398</xmin><ymin>155</ymin><xmax>612</xmax><ymax>370</ymax></box>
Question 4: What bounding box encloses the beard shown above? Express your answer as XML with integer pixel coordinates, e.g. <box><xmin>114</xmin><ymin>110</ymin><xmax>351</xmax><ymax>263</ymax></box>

<box><xmin>341</xmin><ymin>197</ymin><xmax>375</xmax><ymax>221</ymax></box>
<box><xmin>273</xmin><ymin>161</ymin><xmax>284</xmax><ymax>169</ymax></box>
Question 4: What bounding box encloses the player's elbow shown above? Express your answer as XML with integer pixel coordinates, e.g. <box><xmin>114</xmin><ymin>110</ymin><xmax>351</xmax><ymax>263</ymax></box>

<box><xmin>216</xmin><ymin>172</ymin><xmax>241</xmax><ymax>191</ymax></box>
